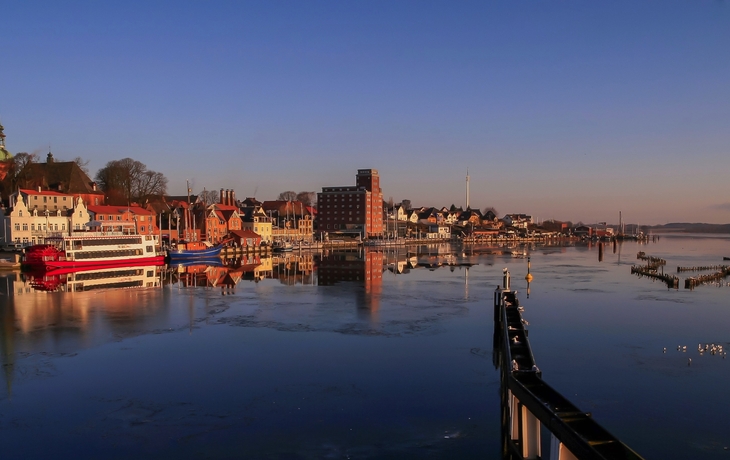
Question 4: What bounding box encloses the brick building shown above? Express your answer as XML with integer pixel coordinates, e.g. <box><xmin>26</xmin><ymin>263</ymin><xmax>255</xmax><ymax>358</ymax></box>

<box><xmin>317</xmin><ymin>169</ymin><xmax>383</xmax><ymax>238</ymax></box>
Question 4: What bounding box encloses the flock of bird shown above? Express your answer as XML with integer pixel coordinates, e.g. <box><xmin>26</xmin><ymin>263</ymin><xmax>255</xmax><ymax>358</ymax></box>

<box><xmin>663</xmin><ymin>343</ymin><xmax>727</xmax><ymax>366</ymax></box>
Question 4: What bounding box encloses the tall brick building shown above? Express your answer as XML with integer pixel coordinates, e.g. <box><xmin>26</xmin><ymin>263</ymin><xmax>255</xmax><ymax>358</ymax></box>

<box><xmin>317</xmin><ymin>169</ymin><xmax>383</xmax><ymax>238</ymax></box>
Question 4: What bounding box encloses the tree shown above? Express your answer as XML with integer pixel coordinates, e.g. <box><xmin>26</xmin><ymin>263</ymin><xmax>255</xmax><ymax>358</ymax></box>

<box><xmin>200</xmin><ymin>190</ymin><xmax>220</xmax><ymax>206</ymax></box>
<box><xmin>95</xmin><ymin>158</ymin><xmax>168</xmax><ymax>205</ymax></box>
<box><xmin>277</xmin><ymin>191</ymin><xmax>297</xmax><ymax>201</ymax></box>
<box><xmin>401</xmin><ymin>199</ymin><xmax>412</xmax><ymax>211</ymax></box>
<box><xmin>295</xmin><ymin>191</ymin><xmax>316</xmax><ymax>207</ymax></box>
<box><xmin>9</xmin><ymin>152</ymin><xmax>39</xmax><ymax>190</ymax></box>
<box><xmin>73</xmin><ymin>157</ymin><xmax>90</xmax><ymax>175</ymax></box>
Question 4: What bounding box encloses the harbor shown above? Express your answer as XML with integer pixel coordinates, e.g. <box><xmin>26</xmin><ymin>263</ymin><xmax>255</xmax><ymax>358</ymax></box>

<box><xmin>1</xmin><ymin>235</ymin><xmax>730</xmax><ymax>459</ymax></box>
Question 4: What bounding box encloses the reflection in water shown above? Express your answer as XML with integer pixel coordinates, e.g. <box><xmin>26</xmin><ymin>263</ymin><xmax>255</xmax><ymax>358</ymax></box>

<box><xmin>318</xmin><ymin>251</ymin><xmax>384</xmax><ymax>312</ymax></box>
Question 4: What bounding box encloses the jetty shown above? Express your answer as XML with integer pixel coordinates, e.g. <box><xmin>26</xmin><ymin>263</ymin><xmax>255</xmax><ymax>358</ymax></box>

<box><xmin>493</xmin><ymin>270</ymin><xmax>643</xmax><ymax>460</ymax></box>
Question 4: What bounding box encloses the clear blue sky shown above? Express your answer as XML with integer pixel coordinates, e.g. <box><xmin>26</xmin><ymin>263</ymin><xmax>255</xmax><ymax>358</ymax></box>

<box><xmin>2</xmin><ymin>1</ymin><xmax>729</xmax><ymax>224</ymax></box>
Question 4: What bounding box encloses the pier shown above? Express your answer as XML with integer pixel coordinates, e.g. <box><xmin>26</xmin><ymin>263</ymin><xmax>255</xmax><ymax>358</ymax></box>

<box><xmin>493</xmin><ymin>270</ymin><xmax>643</xmax><ymax>460</ymax></box>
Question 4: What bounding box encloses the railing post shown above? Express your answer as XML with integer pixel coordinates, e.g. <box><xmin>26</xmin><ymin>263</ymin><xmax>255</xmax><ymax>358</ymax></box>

<box><xmin>521</xmin><ymin>406</ymin><xmax>541</xmax><ymax>459</ymax></box>
<box><xmin>509</xmin><ymin>391</ymin><xmax>520</xmax><ymax>441</ymax></box>
<box><xmin>550</xmin><ymin>434</ymin><xmax>579</xmax><ymax>460</ymax></box>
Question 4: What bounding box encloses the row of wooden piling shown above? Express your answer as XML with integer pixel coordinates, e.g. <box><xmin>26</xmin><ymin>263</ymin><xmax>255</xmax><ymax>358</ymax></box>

<box><xmin>677</xmin><ymin>264</ymin><xmax>728</xmax><ymax>273</ymax></box>
<box><xmin>630</xmin><ymin>265</ymin><xmax>679</xmax><ymax>289</ymax></box>
<box><xmin>636</xmin><ymin>251</ymin><xmax>666</xmax><ymax>270</ymax></box>
<box><xmin>685</xmin><ymin>267</ymin><xmax>730</xmax><ymax>290</ymax></box>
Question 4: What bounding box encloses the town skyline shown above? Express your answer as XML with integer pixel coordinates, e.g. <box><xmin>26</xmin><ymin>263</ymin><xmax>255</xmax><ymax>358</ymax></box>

<box><xmin>3</xmin><ymin>2</ymin><xmax>729</xmax><ymax>225</ymax></box>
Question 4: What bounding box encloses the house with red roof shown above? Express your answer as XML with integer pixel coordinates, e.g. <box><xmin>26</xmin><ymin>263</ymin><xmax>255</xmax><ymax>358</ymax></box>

<box><xmin>87</xmin><ymin>204</ymin><xmax>158</xmax><ymax>235</ymax></box>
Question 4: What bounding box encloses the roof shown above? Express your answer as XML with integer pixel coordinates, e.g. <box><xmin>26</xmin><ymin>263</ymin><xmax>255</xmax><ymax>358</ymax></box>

<box><xmin>22</xmin><ymin>158</ymin><xmax>103</xmax><ymax>195</ymax></box>
<box><xmin>230</xmin><ymin>229</ymin><xmax>261</xmax><ymax>239</ymax></box>
<box><xmin>19</xmin><ymin>188</ymin><xmax>73</xmax><ymax>197</ymax></box>
<box><xmin>87</xmin><ymin>205</ymin><xmax>155</xmax><ymax>215</ymax></box>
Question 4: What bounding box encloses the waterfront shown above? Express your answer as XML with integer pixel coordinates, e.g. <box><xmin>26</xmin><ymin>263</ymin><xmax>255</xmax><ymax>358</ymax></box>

<box><xmin>0</xmin><ymin>235</ymin><xmax>729</xmax><ymax>459</ymax></box>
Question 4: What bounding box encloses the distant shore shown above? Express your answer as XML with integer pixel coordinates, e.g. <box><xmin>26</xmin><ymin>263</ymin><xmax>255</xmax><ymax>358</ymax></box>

<box><xmin>648</xmin><ymin>223</ymin><xmax>730</xmax><ymax>234</ymax></box>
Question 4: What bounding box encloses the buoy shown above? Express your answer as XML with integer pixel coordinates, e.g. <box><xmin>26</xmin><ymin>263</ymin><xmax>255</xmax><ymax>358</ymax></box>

<box><xmin>525</xmin><ymin>257</ymin><xmax>533</xmax><ymax>282</ymax></box>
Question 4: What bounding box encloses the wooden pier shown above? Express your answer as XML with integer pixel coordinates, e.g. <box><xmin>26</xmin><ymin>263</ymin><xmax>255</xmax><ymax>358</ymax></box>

<box><xmin>494</xmin><ymin>270</ymin><xmax>644</xmax><ymax>460</ymax></box>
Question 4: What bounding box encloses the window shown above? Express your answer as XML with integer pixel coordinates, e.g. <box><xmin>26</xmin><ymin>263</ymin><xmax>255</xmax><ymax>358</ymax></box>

<box><xmin>62</xmin><ymin>224</ymin><xmax>66</xmax><ymax>230</ymax></box>
<box><xmin>99</xmin><ymin>215</ymin><xmax>104</xmax><ymax>220</ymax></box>
<box><xmin>22</xmin><ymin>223</ymin><xmax>28</xmax><ymax>231</ymax></box>
<box><xmin>43</xmin><ymin>196</ymin><xmax>47</xmax><ymax>203</ymax></box>
<box><xmin>18</xmin><ymin>211</ymin><xmax>22</xmax><ymax>217</ymax></box>
<box><xmin>54</xmin><ymin>197</ymin><xmax>57</xmax><ymax>203</ymax></box>
<box><xmin>14</xmin><ymin>224</ymin><xmax>20</xmax><ymax>231</ymax></box>
<box><xmin>140</xmin><ymin>226</ymin><xmax>145</xmax><ymax>232</ymax></box>
<box><xmin>117</xmin><ymin>215</ymin><xmax>121</xmax><ymax>221</ymax></box>
<box><xmin>31</xmin><ymin>224</ymin><xmax>35</xmax><ymax>231</ymax></box>
<box><xmin>54</xmin><ymin>224</ymin><xmax>59</xmax><ymax>231</ymax></box>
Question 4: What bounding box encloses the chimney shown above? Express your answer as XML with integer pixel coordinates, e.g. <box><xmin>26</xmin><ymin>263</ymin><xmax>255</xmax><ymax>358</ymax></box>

<box><xmin>220</xmin><ymin>188</ymin><xmax>225</xmax><ymax>205</ymax></box>
<box><xmin>231</xmin><ymin>190</ymin><xmax>236</xmax><ymax>206</ymax></box>
<box><xmin>92</xmin><ymin>182</ymin><xmax>97</xmax><ymax>191</ymax></box>
<box><xmin>38</xmin><ymin>186</ymin><xmax>42</xmax><ymax>192</ymax></box>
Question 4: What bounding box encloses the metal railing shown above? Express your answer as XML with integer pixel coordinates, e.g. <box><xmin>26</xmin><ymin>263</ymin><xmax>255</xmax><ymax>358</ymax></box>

<box><xmin>493</xmin><ymin>270</ymin><xmax>644</xmax><ymax>460</ymax></box>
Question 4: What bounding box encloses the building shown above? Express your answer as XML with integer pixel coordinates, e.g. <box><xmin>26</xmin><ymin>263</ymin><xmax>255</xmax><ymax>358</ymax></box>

<box><xmin>16</xmin><ymin>152</ymin><xmax>105</xmax><ymax>206</ymax></box>
<box><xmin>15</xmin><ymin>188</ymin><xmax>75</xmax><ymax>213</ymax></box>
<box><xmin>317</xmin><ymin>169</ymin><xmax>384</xmax><ymax>238</ymax></box>
<box><xmin>203</xmin><ymin>204</ymin><xmax>242</xmax><ymax>244</ymax></box>
<box><xmin>239</xmin><ymin>205</ymin><xmax>273</xmax><ymax>243</ymax></box>
<box><xmin>87</xmin><ymin>204</ymin><xmax>158</xmax><ymax>235</ymax></box>
<box><xmin>0</xmin><ymin>195</ymin><xmax>91</xmax><ymax>246</ymax></box>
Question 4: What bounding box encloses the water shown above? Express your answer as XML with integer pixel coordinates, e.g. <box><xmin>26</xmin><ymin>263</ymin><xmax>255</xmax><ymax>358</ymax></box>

<box><xmin>0</xmin><ymin>236</ymin><xmax>729</xmax><ymax>459</ymax></box>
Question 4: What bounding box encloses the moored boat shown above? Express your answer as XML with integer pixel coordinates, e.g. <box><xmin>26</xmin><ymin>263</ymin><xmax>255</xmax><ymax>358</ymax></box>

<box><xmin>272</xmin><ymin>241</ymin><xmax>293</xmax><ymax>252</ymax></box>
<box><xmin>167</xmin><ymin>241</ymin><xmax>222</xmax><ymax>261</ymax></box>
<box><xmin>23</xmin><ymin>232</ymin><xmax>164</xmax><ymax>271</ymax></box>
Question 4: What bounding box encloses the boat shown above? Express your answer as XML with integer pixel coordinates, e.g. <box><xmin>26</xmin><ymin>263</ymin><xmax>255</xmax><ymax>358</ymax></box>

<box><xmin>167</xmin><ymin>241</ymin><xmax>222</xmax><ymax>262</ymax></box>
<box><xmin>272</xmin><ymin>241</ymin><xmax>293</xmax><ymax>252</ymax></box>
<box><xmin>0</xmin><ymin>255</ymin><xmax>21</xmax><ymax>270</ymax></box>
<box><xmin>170</xmin><ymin>257</ymin><xmax>224</xmax><ymax>268</ymax></box>
<box><xmin>724</xmin><ymin>257</ymin><xmax>730</xmax><ymax>261</ymax></box>
<box><xmin>25</xmin><ymin>265</ymin><xmax>162</xmax><ymax>292</ymax></box>
<box><xmin>23</xmin><ymin>232</ymin><xmax>164</xmax><ymax>271</ymax></box>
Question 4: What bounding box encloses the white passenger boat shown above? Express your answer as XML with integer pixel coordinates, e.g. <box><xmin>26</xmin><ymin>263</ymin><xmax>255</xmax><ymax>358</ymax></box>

<box><xmin>23</xmin><ymin>232</ymin><xmax>164</xmax><ymax>270</ymax></box>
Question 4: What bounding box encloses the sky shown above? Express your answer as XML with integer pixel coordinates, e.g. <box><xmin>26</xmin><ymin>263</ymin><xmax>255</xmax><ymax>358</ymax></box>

<box><xmin>2</xmin><ymin>1</ymin><xmax>729</xmax><ymax>225</ymax></box>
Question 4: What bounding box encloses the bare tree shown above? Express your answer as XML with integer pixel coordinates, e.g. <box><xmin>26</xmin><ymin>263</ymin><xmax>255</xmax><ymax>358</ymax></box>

<box><xmin>73</xmin><ymin>157</ymin><xmax>90</xmax><ymax>174</ymax></box>
<box><xmin>95</xmin><ymin>158</ymin><xmax>168</xmax><ymax>205</ymax></box>
<box><xmin>200</xmin><ymin>190</ymin><xmax>220</xmax><ymax>206</ymax></box>
<box><xmin>9</xmin><ymin>152</ymin><xmax>39</xmax><ymax>189</ymax></box>
<box><xmin>277</xmin><ymin>191</ymin><xmax>297</xmax><ymax>201</ymax></box>
<box><xmin>400</xmin><ymin>199</ymin><xmax>412</xmax><ymax>211</ymax></box>
<box><xmin>295</xmin><ymin>191</ymin><xmax>316</xmax><ymax>207</ymax></box>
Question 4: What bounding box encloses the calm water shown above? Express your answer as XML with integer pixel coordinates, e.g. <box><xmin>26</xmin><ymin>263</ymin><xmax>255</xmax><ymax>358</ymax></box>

<box><xmin>1</xmin><ymin>235</ymin><xmax>729</xmax><ymax>459</ymax></box>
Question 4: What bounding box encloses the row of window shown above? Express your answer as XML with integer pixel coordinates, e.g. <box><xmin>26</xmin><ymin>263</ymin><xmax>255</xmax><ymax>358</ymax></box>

<box><xmin>15</xmin><ymin>223</ymin><xmax>66</xmax><ymax>231</ymax></box>
<box><xmin>32</xmin><ymin>195</ymin><xmax>68</xmax><ymax>203</ymax></box>
<box><xmin>98</xmin><ymin>215</ymin><xmax>148</xmax><ymax>221</ymax></box>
